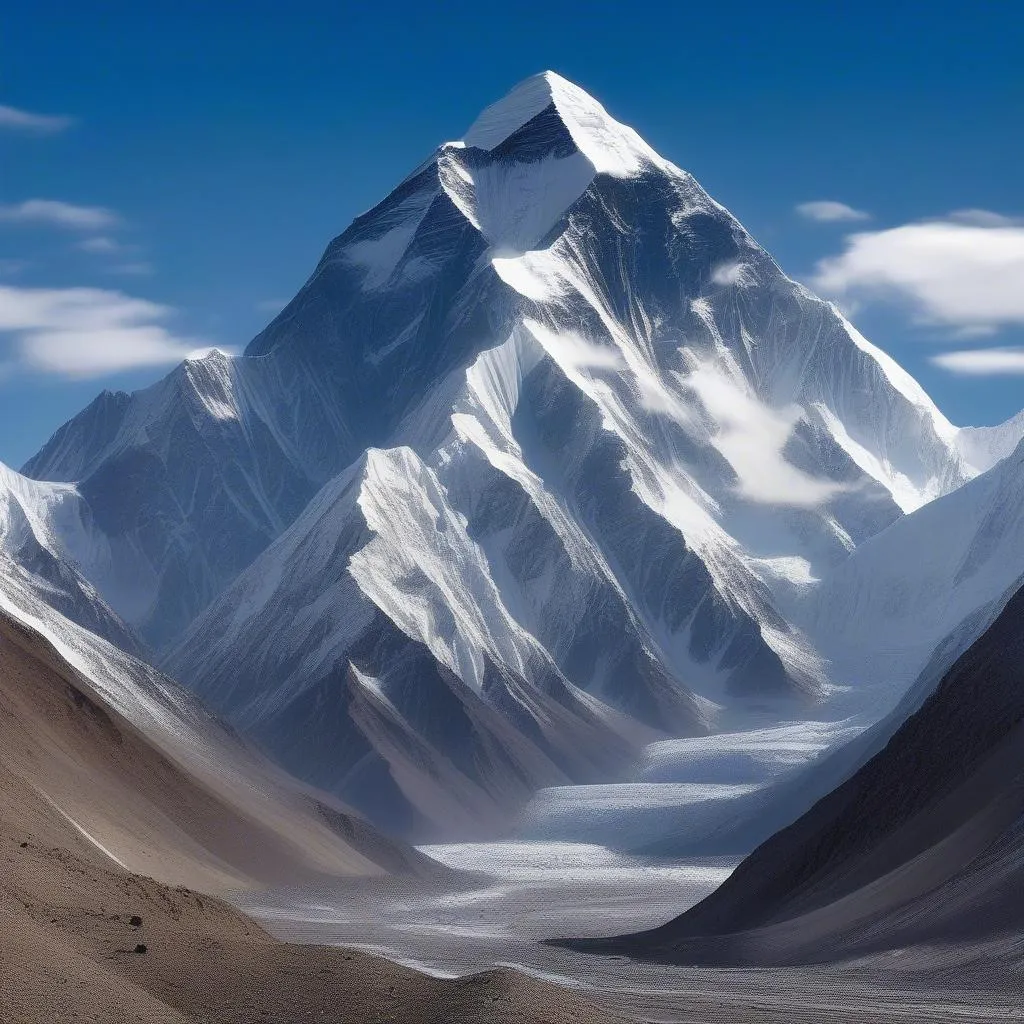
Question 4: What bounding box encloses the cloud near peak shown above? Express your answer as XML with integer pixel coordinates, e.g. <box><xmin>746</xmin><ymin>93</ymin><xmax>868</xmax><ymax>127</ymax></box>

<box><xmin>0</xmin><ymin>199</ymin><xmax>120</xmax><ymax>231</ymax></box>
<box><xmin>796</xmin><ymin>200</ymin><xmax>871</xmax><ymax>223</ymax></box>
<box><xmin>930</xmin><ymin>348</ymin><xmax>1024</xmax><ymax>376</ymax></box>
<box><xmin>0</xmin><ymin>284</ymin><xmax>227</xmax><ymax>379</ymax></box>
<box><xmin>811</xmin><ymin>212</ymin><xmax>1024</xmax><ymax>337</ymax></box>
<box><xmin>0</xmin><ymin>103</ymin><xmax>73</xmax><ymax>134</ymax></box>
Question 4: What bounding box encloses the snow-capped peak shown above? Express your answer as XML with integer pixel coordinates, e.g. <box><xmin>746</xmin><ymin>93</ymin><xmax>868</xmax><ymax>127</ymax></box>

<box><xmin>462</xmin><ymin>70</ymin><xmax>662</xmax><ymax>178</ymax></box>
<box><xmin>957</xmin><ymin>407</ymin><xmax>1024</xmax><ymax>474</ymax></box>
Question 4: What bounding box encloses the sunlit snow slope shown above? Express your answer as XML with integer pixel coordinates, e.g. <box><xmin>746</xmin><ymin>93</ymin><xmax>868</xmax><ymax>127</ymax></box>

<box><xmin>0</xmin><ymin>463</ymin><xmax>139</xmax><ymax>654</ymax></box>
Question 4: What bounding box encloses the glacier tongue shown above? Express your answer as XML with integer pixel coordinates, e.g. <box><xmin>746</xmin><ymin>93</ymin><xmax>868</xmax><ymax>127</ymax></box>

<box><xmin>14</xmin><ymin>72</ymin><xmax>1019</xmax><ymax>840</ymax></box>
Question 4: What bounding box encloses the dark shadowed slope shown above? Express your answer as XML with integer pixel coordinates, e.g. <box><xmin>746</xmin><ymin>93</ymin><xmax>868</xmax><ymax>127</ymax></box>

<box><xmin>571</xmin><ymin>582</ymin><xmax>1024</xmax><ymax>967</ymax></box>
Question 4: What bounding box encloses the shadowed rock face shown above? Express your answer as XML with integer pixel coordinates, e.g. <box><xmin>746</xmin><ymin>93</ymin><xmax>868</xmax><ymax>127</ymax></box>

<box><xmin>580</xmin><ymin>583</ymin><xmax>1024</xmax><ymax>966</ymax></box>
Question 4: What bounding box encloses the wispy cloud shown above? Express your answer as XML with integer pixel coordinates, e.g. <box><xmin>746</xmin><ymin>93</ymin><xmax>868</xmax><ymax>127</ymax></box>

<box><xmin>0</xmin><ymin>199</ymin><xmax>120</xmax><ymax>231</ymax></box>
<box><xmin>0</xmin><ymin>284</ymin><xmax>224</xmax><ymax>378</ymax></box>
<box><xmin>711</xmin><ymin>261</ymin><xmax>755</xmax><ymax>286</ymax></box>
<box><xmin>255</xmin><ymin>298</ymin><xmax>289</xmax><ymax>313</ymax></box>
<box><xmin>948</xmin><ymin>209</ymin><xmax>1024</xmax><ymax>228</ymax></box>
<box><xmin>76</xmin><ymin>236</ymin><xmax>153</xmax><ymax>275</ymax></box>
<box><xmin>0</xmin><ymin>103</ymin><xmax>73</xmax><ymax>134</ymax></box>
<box><xmin>680</xmin><ymin>358</ymin><xmax>847</xmax><ymax>507</ymax></box>
<box><xmin>812</xmin><ymin>212</ymin><xmax>1024</xmax><ymax>333</ymax></box>
<box><xmin>77</xmin><ymin>235</ymin><xmax>123</xmax><ymax>254</ymax></box>
<box><xmin>109</xmin><ymin>261</ymin><xmax>154</xmax><ymax>276</ymax></box>
<box><xmin>545</xmin><ymin>331</ymin><xmax>624</xmax><ymax>371</ymax></box>
<box><xmin>796</xmin><ymin>200</ymin><xmax>871</xmax><ymax>223</ymax></box>
<box><xmin>930</xmin><ymin>347</ymin><xmax>1024</xmax><ymax>376</ymax></box>
<box><xmin>0</xmin><ymin>259</ymin><xmax>30</xmax><ymax>277</ymax></box>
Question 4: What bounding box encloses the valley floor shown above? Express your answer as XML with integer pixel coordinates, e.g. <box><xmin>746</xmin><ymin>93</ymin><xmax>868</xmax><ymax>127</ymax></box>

<box><xmin>241</xmin><ymin>840</ymin><xmax>1024</xmax><ymax>1023</ymax></box>
<box><xmin>4</xmin><ymin>821</ymin><xmax>1022</xmax><ymax>1022</ymax></box>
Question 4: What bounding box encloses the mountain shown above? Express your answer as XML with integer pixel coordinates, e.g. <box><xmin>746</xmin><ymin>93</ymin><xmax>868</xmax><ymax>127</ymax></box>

<box><xmin>620</xmin><ymin>436</ymin><xmax>1024</xmax><ymax>860</ymax></box>
<box><xmin>164</xmin><ymin>441</ymin><xmax>672</xmax><ymax>836</ymax></box>
<box><xmin>21</xmin><ymin>354</ymin><xmax>352</xmax><ymax>649</ymax></box>
<box><xmin>0</xmin><ymin>555</ymin><xmax>434</xmax><ymax>891</ymax></box>
<box><xmin>0</xmin><ymin>567</ymin><xmax>618</xmax><ymax>1024</ymax></box>
<box><xmin>796</xmin><ymin>436</ymin><xmax>1024</xmax><ymax>700</ymax></box>
<box><xmin>0</xmin><ymin>463</ymin><xmax>140</xmax><ymax>655</ymax></box>
<box><xmin>16</xmin><ymin>71</ymin><xmax>1014</xmax><ymax>836</ymax></box>
<box><xmin>580</xmin><ymin>579</ymin><xmax>1024</xmax><ymax>969</ymax></box>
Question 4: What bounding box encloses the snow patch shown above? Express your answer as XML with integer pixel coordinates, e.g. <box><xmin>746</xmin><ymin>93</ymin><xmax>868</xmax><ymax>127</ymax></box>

<box><xmin>343</xmin><ymin>190</ymin><xmax>435</xmax><ymax>290</ymax></box>
<box><xmin>439</xmin><ymin>146</ymin><xmax>593</xmax><ymax>253</ymax></box>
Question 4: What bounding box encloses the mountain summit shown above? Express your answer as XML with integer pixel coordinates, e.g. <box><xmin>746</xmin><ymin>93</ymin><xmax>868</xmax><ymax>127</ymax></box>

<box><xmin>463</xmin><ymin>70</ymin><xmax>657</xmax><ymax>164</ymax></box>
<box><xmin>11</xmin><ymin>74</ymin><xmax>1021</xmax><ymax>835</ymax></box>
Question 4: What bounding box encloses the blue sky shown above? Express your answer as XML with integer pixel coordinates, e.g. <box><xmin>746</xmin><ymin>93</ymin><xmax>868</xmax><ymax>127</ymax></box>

<box><xmin>2</xmin><ymin>0</ymin><xmax>1022</xmax><ymax>467</ymax></box>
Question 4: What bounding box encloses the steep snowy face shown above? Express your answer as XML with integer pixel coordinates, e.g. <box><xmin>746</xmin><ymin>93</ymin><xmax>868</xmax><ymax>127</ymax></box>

<box><xmin>244</xmin><ymin>72</ymin><xmax>966</xmax><ymax>522</ymax></box>
<box><xmin>462</xmin><ymin>71</ymin><xmax>662</xmax><ymax>176</ymax></box>
<box><xmin>166</xmin><ymin>446</ymin><xmax>656</xmax><ymax>837</ymax></box>
<box><xmin>0</xmin><ymin>463</ymin><xmax>137</xmax><ymax>653</ymax></box>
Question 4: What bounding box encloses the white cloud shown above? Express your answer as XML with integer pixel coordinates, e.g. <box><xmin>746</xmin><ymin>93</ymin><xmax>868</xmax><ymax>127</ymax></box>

<box><xmin>77</xmin><ymin>235</ymin><xmax>123</xmax><ymax>254</ymax></box>
<box><xmin>796</xmin><ymin>200</ymin><xmax>871</xmax><ymax>223</ymax></box>
<box><xmin>812</xmin><ymin>213</ymin><xmax>1024</xmax><ymax>332</ymax></box>
<box><xmin>546</xmin><ymin>331</ymin><xmax>624</xmax><ymax>371</ymax></box>
<box><xmin>0</xmin><ymin>284</ymin><xmax>217</xmax><ymax>378</ymax></box>
<box><xmin>0</xmin><ymin>103</ymin><xmax>73</xmax><ymax>134</ymax></box>
<box><xmin>711</xmin><ymin>261</ymin><xmax>755</xmax><ymax>286</ymax></box>
<box><xmin>109</xmin><ymin>261</ymin><xmax>154</xmax><ymax>276</ymax></box>
<box><xmin>679</xmin><ymin>357</ymin><xmax>847</xmax><ymax>507</ymax></box>
<box><xmin>930</xmin><ymin>347</ymin><xmax>1024</xmax><ymax>376</ymax></box>
<box><xmin>255</xmin><ymin>298</ymin><xmax>288</xmax><ymax>313</ymax></box>
<box><xmin>0</xmin><ymin>199</ymin><xmax>120</xmax><ymax>231</ymax></box>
